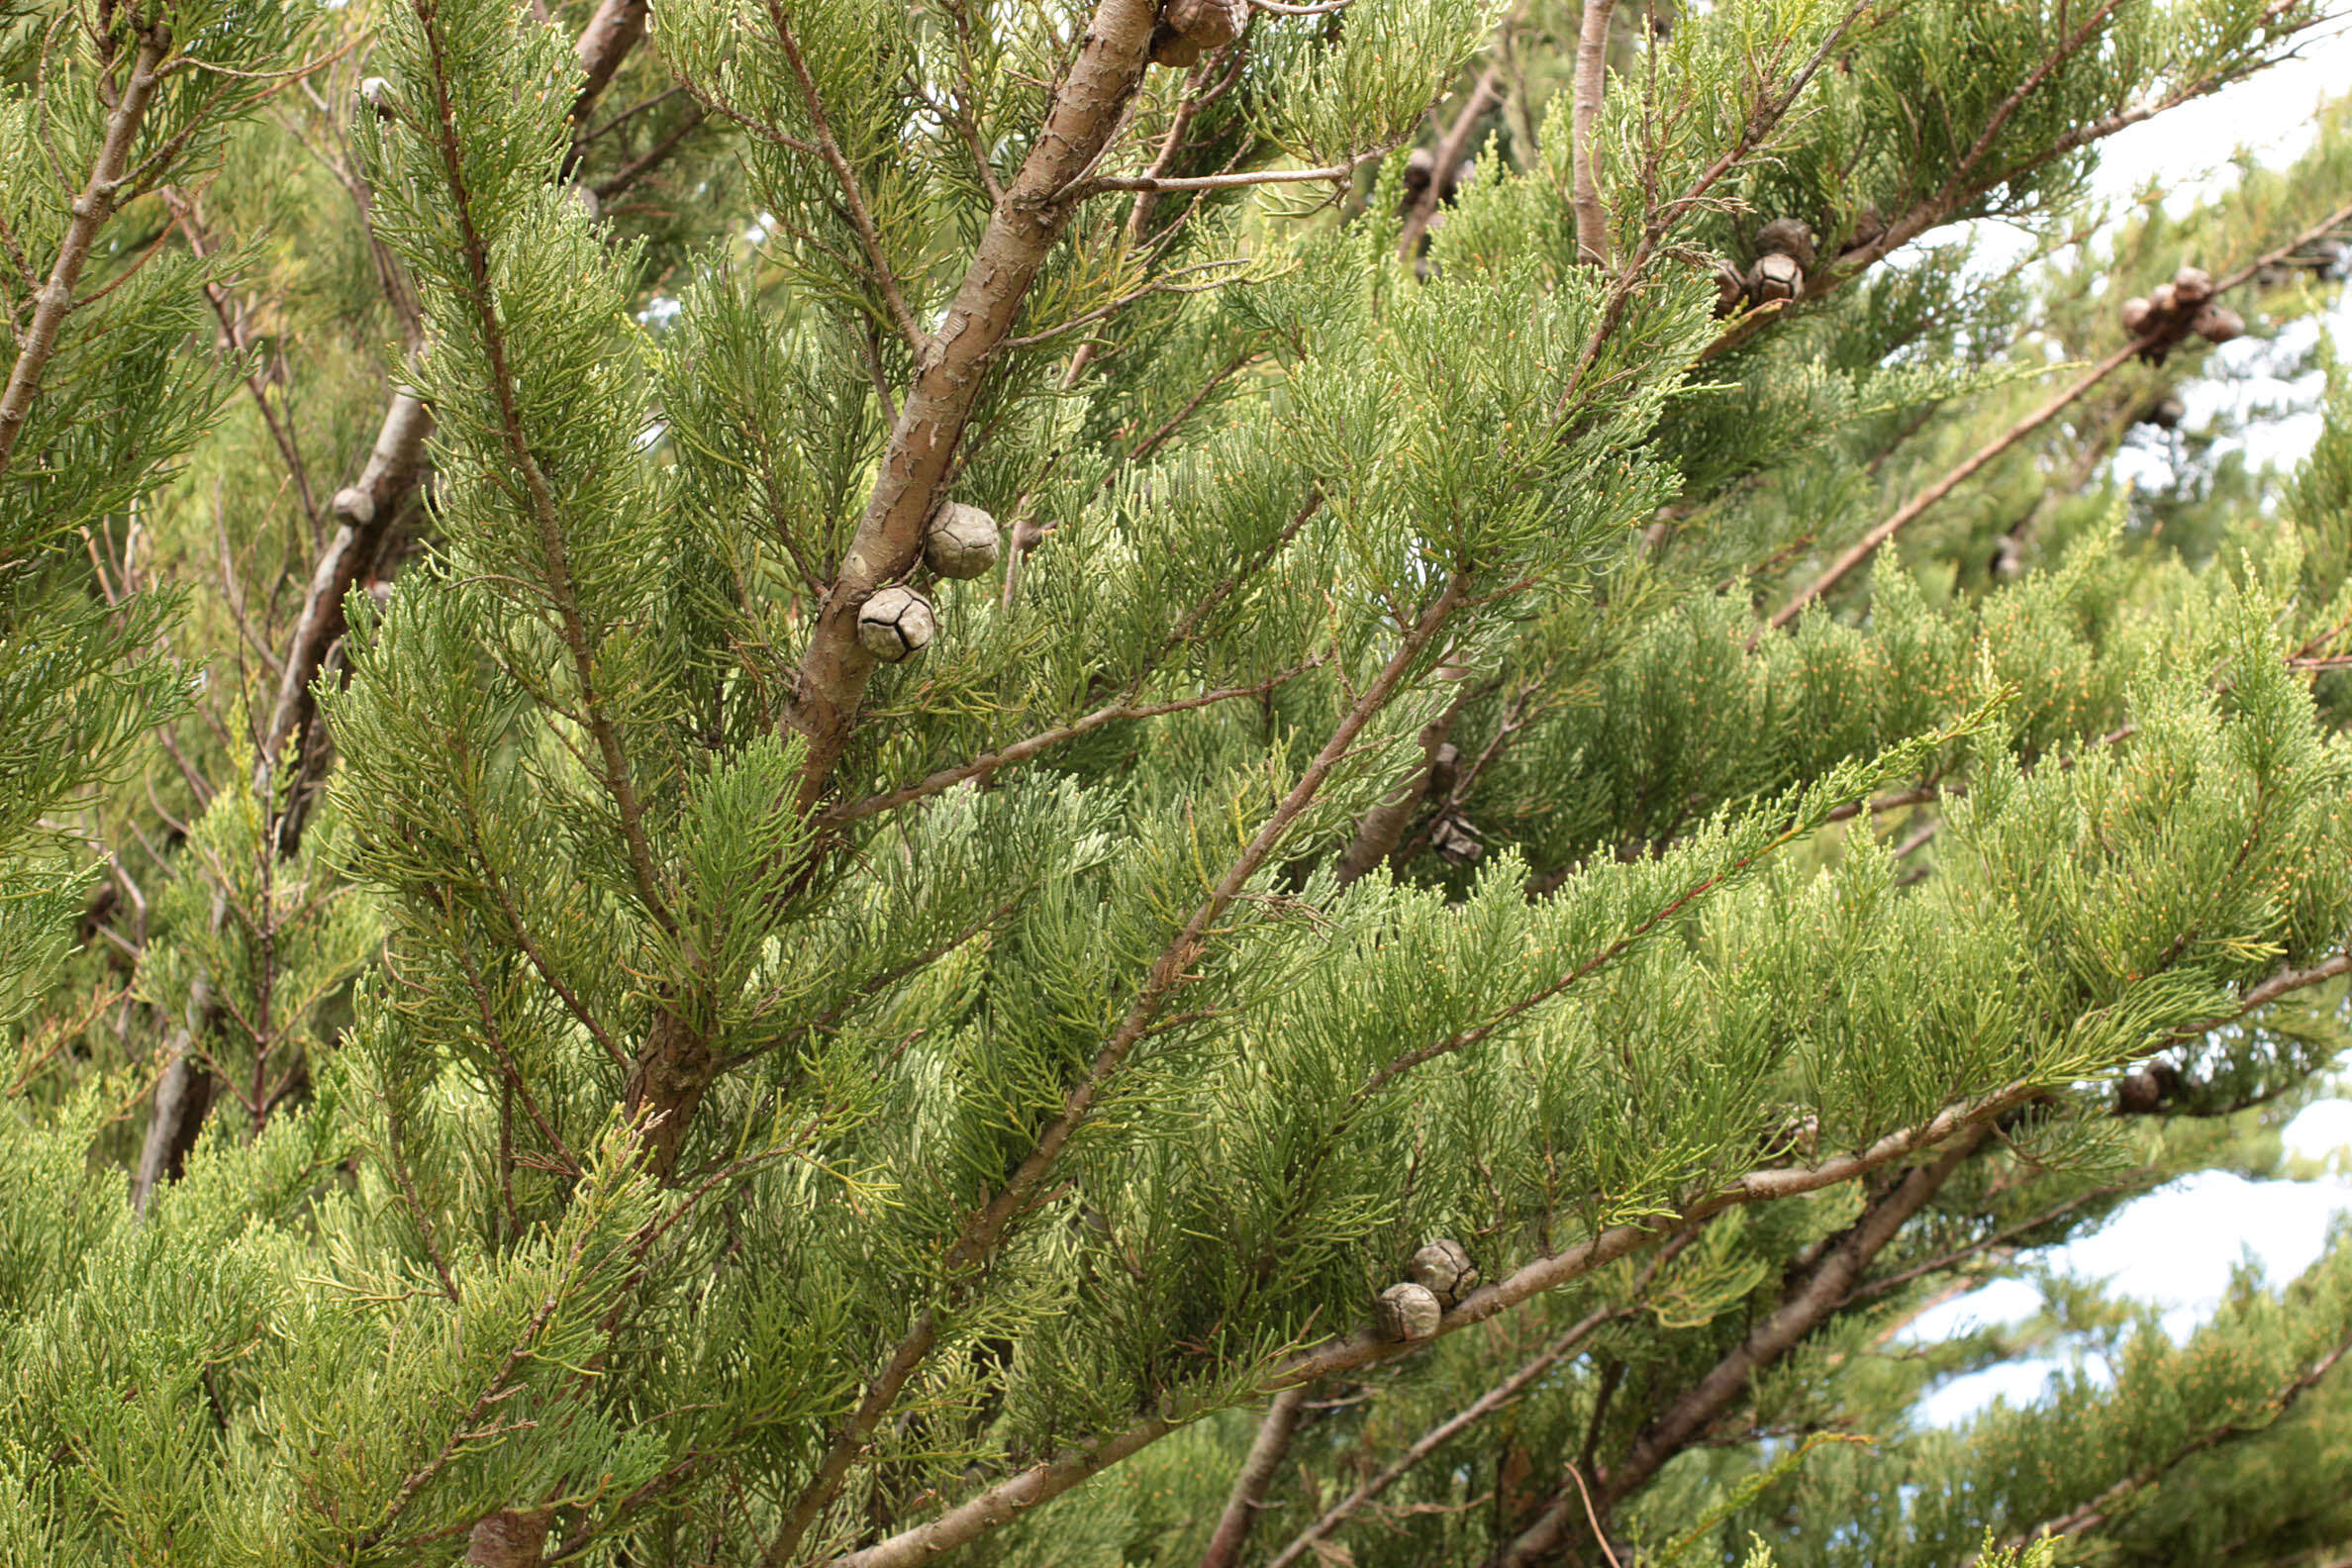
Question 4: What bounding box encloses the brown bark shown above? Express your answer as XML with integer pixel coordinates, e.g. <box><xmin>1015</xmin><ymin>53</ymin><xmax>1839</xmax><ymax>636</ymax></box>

<box><xmin>1334</xmin><ymin>685</ymin><xmax>1469</xmax><ymax>884</ymax></box>
<box><xmin>129</xmin><ymin>989</ymin><xmax>215</xmax><ymax>1215</ymax></box>
<box><xmin>569</xmin><ymin>0</ymin><xmax>649</xmax><ymax>126</ymax></box>
<box><xmin>784</xmin><ymin>0</ymin><xmax>1162</xmax><ymax>815</ymax></box>
<box><xmin>261</xmin><ymin>392</ymin><xmax>432</xmax><ymax>787</ymax></box>
<box><xmin>465</xmin><ymin>1509</ymin><xmax>554</xmax><ymax>1567</ymax></box>
<box><xmin>1200</xmin><ymin>1385</ymin><xmax>1311</xmax><ymax>1568</ymax></box>
<box><xmin>1568</xmin><ymin>2</ymin><xmax>1616</xmax><ymax>268</ymax></box>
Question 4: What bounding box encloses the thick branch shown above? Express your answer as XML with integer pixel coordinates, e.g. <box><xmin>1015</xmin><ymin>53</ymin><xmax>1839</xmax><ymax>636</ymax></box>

<box><xmin>1569</xmin><ymin>0</ymin><xmax>1616</xmax><ymax>267</ymax></box>
<box><xmin>466</xmin><ymin>1510</ymin><xmax>554</xmax><ymax>1568</ymax></box>
<box><xmin>257</xmin><ymin>392</ymin><xmax>431</xmax><ymax>794</ymax></box>
<box><xmin>785</xmin><ymin>0</ymin><xmax>1162</xmax><ymax>812</ymax></box>
<box><xmin>1199</xmin><ymin>1384</ymin><xmax>1311</xmax><ymax>1568</ymax></box>
<box><xmin>568</xmin><ymin>0</ymin><xmax>648</xmax><ymax>127</ymax></box>
<box><xmin>1332</xmin><ymin>679</ymin><xmax>1470</xmax><ymax>884</ymax></box>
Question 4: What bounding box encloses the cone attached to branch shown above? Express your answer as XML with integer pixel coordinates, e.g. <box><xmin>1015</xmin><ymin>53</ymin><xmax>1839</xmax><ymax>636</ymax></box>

<box><xmin>1408</xmin><ymin>1238</ymin><xmax>1480</xmax><ymax>1308</ymax></box>
<box><xmin>925</xmin><ymin>502</ymin><xmax>1002</xmax><ymax>580</ymax></box>
<box><xmin>1150</xmin><ymin>0</ymin><xmax>1247</xmax><ymax>67</ymax></box>
<box><xmin>1755</xmin><ymin>218</ymin><xmax>1815</xmax><ymax>271</ymax></box>
<box><xmin>2191</xmin><ymin>304</ymin><xmax>2243</xmax><ymax>343</ymax></box>
<box><xmin>1747</xmin><ymin>250</ymin><xmax>1804</xmax><ymax>306</ymax></box>
<box><xmin>1428</xmin><ymin>813</ymin><xmax>1485</xmax><ymax>865</ymax></box>
<box><xmin>1377</xmin><ymin>1281</ymin><xmax>1442</xmax><ymax>1341</ymax></box>
<box><xmin>2121</xmin><ymin>263</ymin><xmax>2247</xmax><ymax>362</ymax></box>
<box><xmin>856</xmin><ymin>586</ymin><xmax>936</xmax><ymax>663</ymax></box>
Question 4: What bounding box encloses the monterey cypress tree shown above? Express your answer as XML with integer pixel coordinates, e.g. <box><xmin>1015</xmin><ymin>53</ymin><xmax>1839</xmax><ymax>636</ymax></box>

<box><xmin>7</xmin><ymin>0</ymin><xmax>2352</xmax><ymax>1563</ymax></box>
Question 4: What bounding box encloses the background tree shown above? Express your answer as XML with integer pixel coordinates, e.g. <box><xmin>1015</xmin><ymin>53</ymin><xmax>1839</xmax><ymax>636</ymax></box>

<box><xmin>6</xmin><ymin>0</ymin><xmax>2352</xmax><ymax>1565</ymax></box>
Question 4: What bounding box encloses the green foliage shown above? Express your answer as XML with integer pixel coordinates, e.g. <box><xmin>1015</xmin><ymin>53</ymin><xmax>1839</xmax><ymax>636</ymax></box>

<box><xmin>6</xmin><ymin>0</ymin><xmax>2352</xmax><ymax>1563</ymax></box>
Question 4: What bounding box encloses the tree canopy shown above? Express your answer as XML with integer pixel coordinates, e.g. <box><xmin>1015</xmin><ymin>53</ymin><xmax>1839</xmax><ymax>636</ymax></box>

<box><xmin>5</xmin><ymin>0</ymin><xmax>2352</xmax><ymax>1564</ymax></box>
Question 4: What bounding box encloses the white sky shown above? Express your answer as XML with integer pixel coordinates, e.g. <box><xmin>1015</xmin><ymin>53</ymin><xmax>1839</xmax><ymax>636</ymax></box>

<box><xmin>1903</xmin><ymin>19</ymin><xmax>2352</xmax><ymax>1426</ymax></box>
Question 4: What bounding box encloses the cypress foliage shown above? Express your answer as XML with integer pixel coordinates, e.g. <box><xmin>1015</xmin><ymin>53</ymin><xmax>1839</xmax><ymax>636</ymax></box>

<box><xmin>6</xmin><ymin>1</ymin><xmax>2352</xmax><ymax>1564</ymax></box>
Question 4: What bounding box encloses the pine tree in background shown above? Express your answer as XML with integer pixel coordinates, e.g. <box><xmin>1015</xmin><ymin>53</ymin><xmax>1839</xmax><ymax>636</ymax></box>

<box><xmin>8</xmin><ymin>0</ymin><xmax>2352</xmax><ymax>1563</ymax></box>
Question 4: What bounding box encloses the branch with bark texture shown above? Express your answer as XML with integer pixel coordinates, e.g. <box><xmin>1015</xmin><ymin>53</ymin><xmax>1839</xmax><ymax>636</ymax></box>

<box><xmin>783</xmin><ymin>0</ymin><xmax>1163</xmax><ymax>815</ymax></box>
<box><xmin>1263</xmin><ymin>1234</ymin><xmax>1702</xmax><ymax>1568</ymax></box>
<box><xmin>1569</xmin><ymin>0</ymin><xmax>1617</xmax><ymax>267</ymax></box>
<box><xmin>1198</xmin><ymin>1384</ymin><xmax>1311</xmax><ymax>1568</ymax></box>
<box><xmin>822</xmin><ymin>949</ymin><xmax>2350</xmax><ymax>1568</ymax></box>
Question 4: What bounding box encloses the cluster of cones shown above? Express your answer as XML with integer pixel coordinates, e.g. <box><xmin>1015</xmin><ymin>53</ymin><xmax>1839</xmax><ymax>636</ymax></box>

<box><xmin>2120</xmin><ymin>266</ymin><xmax>2242</xmax><ymax>363</ymax></box>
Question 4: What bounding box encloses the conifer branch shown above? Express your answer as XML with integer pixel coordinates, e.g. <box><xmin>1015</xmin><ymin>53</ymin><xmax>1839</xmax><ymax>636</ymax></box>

<box><xmin>783</xmin><ymin>580</ymin><xmax>1465</xmax><ymax>1564</ymax></box>
<box><xmin>1080</xmin><ymin>153</ymin><xmax>1392</xmax><ymax>196</ymax></box>
<box><xmin>760</xmin><ymin>0</ymin><xmax>930</xmax><ymax>358</ymax></box>
<box><xmin>1703</xmin><ymin>0</ymin><xmax>2316</xmax><ymax>361</ymax></box>
<box><xmin>1493</xmin><ymin>1130</ymin><xmax>1988</xmax><ymax>1566</ymax></box>
<box><xmin>1984</xmin><ymin>1317</ymin><xmax>2352</xmax><ymax>1560</ymax></box>
<box><xmin>1115</xmin><ymin>348</ymin><xmax>1260</xmax><ymax>468</ymax></box>
<box><xmin>1766</xmin><ymin>195</ymin><xmax>2352</xmax><ymax>632</ymax></box>
<box><xmin>262</xmin><ymin>0</ymin><xmax>655</xmax><ymax>796</ymax></box>
<box><xmin>1840</xmin><ymin>1180</ymin><xmax>2146</xmax><ymax>1306</ymax></box>
<box><xmin>356</xmin><ymin>1217</ymin><xmax>612</xmax><ymax>1553</ymax></box>
<box><xmin>590</xmin><ymin>105</ymin><xmax>707</xmax><ymax>204</ymax></box>
<box><xmin>817</xmin><ymin>664</ymin><xmax>1316</xmax><ymax>829</ymax></box>
<box><xmin>0</xmin><ymin>22</ymin><xmax>169</xmax><ymax>478</ymax></box>
<box><xmin>1263</xmin><ymin>1238</ymin><xmax>1699</xmax><ymax>1568</ymax></box>
<box><xmin>409</xmin><ymin>0</ymin><xmax>673</xmax><ymax>939</ymax></box>
<box><xmin>827</xmin><ymin>1089</ymin><xmax>2021</xmax><ymax>1568</ymax></box>
<box><xmin>131</xmin><ymin>0</ymin><xmax>670</xmax><ymax>1211</ymax></box>
<box><xmin>828</xmin><ymin>489</ymin><xmax>1321</xmax><ymax>823</ymax></box>
<box><xmin>829</xmin><ymin>949</ymin><xmax>2351</xmax><ymax>1567</ymax></box>
<box><xmin>784</xmin><ymin>0</ymin><xmax>1163</xmax><ymax>814</ymax></box>
<box><xmin>166</xmin><ymin>189</ymin><xmax>323</xmax><ymax>536</ymax></box>
<box><xmin>1552</xmin><ymin>0</ymin><xmax>1874</xmax><ymax>422</ymax></box>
